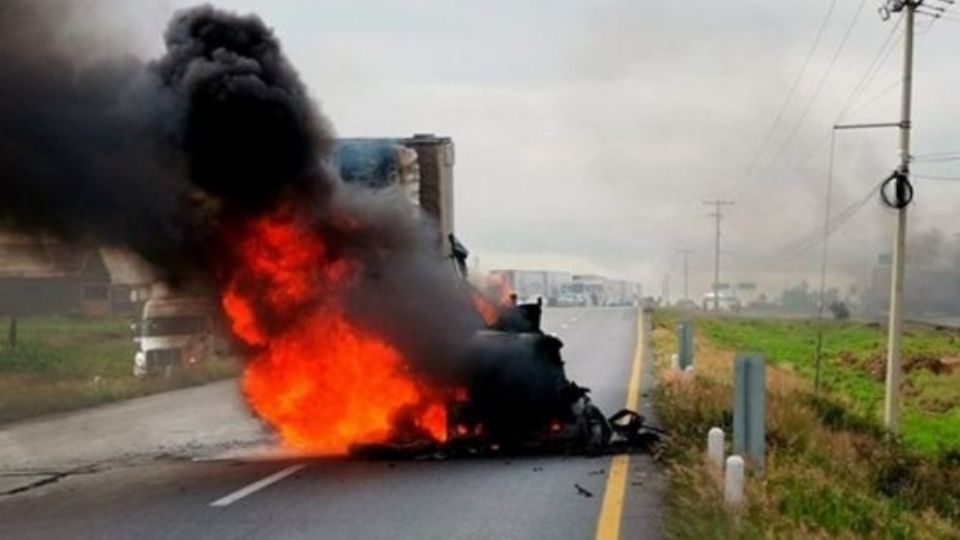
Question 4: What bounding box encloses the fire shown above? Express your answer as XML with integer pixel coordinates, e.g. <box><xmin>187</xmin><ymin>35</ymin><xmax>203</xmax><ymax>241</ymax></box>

<box><xmin>471</xmin><ymin>292</ymin><xmax>500</xmax><ymax>325</ymax></box>
<box><xmin>222</xmin><ymin>211</ymin><xmax>447</xmax><ymax>454</ymax></box>
<box><xmin>487</xmin><ymin>272</ymin><xmax>515</xmax><ymax>306</ymax></box>
<box><xmin>470</xmin><ymin>272</ymin><xmax>516</xmax><ymax>326</ymax></box>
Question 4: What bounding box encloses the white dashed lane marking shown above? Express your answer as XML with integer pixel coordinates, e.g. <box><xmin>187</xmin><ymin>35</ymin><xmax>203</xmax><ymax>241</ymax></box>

<box><xmin>209</xmin><ymin>464</ymin><xmax>306</xmax><ymax>508</ymax></box>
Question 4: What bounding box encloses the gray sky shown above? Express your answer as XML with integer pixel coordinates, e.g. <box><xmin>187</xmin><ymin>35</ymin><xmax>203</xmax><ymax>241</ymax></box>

<box><xmin>66</xmin><ymin>0</ymin><xmax>960</xmax><ymax>297</ymax></box>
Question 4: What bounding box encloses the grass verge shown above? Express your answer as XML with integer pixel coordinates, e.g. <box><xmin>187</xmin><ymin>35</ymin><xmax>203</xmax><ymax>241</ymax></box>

<box><xmin>651</xmin><ymin>311</ymin><xmax>959</xmax><ymax>538</ymax></box>
<box><xmin>0</xmin><ymin>315</ymin><xmax>238</xmax><ymax>424</ymax></box>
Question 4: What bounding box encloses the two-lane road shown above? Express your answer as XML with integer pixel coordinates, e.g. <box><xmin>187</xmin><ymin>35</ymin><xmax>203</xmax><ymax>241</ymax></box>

<box><xmin>0</xmin><ymin>307</ymin><xmax>662</xmax><ymax>539</ymax></box>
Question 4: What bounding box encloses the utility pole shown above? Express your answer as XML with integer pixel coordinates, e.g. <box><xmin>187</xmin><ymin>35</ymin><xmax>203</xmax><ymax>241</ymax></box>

<box><xmin>678</xmin><ymin>249</ymin><xmax>692</xmax><ymax>301</ymax></box>
<box><xmin>882</xmin><ymin>0</ymin><xmax>919</xmax><ymax>434</ymax></box>
<box><xmin>703</xmin><ymin>200</ymin><xmax>734</xmax><ymax>311</ymax></box>
<box><xmin>813</xmin><ymin>131</ymin><xmax>837</xmax><ymax>397</ymax></box>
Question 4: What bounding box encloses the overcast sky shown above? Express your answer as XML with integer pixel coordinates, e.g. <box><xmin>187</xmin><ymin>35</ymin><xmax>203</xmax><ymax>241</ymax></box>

<box><xmin>65</xmin><ymin>0</ymin><xmax>960</xmax><ymax>297</ymax></box>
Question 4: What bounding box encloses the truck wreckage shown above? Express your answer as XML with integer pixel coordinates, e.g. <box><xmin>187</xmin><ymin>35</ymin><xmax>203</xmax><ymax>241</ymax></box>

<box><xmin>350</xmin><ymin>299</ymin><xmax>665</xmax><ymax>460</ymax></box>
<box><xmin>335</xmin><ymin>136</ymin><xmax>663</xmax><ymax>460</ymax></box>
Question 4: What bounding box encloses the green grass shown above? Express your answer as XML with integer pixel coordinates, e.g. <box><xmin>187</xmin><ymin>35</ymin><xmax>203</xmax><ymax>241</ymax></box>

<box><xmin>0</xmin><ymin>315</ymin><xmax>238</xmax><ymax>424</ymax></box>
<box><xmin>694</xmin><ymin>315</ymin><xmax>960</xmax><ymax>455</ymax></box>
<box><xmin>649</xmin><ymin>311</ymin><xmax>960</xmax><ymax>538</ymax></box>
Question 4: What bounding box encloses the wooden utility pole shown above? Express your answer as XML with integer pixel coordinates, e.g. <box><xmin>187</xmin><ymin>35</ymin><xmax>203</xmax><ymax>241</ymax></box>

<box><xmin>703</xmin><ymin>200</ymin><xmax>734</xmax><ymax>311</ymax></box>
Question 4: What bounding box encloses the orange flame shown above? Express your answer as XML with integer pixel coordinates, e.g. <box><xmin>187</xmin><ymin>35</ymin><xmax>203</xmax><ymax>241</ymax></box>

<box><xmin>487</xmin><ymin>272</ymin><xmax>515</xmax><ymax>306</ymax></box>
<box><xmin>222</xmin><ymin>212</ymin><xmax>447</xmax><ymax>454</ymax></box>
<box><xmin>469</xmin><ymin>272</ymin><xmax>517</xmax><ymax>326</ymax></box>
<box><xmin>471</xmin><ymin>292</ymin><xmax>499</xmax><ymax>325</ymax></box>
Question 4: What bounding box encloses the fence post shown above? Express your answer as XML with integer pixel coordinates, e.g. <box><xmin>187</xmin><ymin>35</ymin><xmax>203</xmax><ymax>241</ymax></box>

<box><xmin>677</xmin><ymin>321</ymin><xmax>694</xmax><ymax>370</ymax></box>
<box><xmin>733</xmin><ymin>353</ymin><xmax>766</xmax><ymax>469</ymax></box>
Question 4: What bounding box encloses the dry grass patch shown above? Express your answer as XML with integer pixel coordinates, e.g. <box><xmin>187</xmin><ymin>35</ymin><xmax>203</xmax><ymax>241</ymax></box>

<box><xmin>651</xmin><ymin>311</ymin><xmax>959</xmax><ymax>538</ymax></box>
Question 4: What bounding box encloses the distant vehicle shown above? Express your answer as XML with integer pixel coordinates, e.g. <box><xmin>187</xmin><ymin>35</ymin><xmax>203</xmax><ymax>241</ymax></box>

<box><xmin>555</xmin><ymin>292</ymin><xmax>588</xmax><ymax>307</ymax></box>
<box><xmin>701</xmin><ymin>292</ymin><xmax>741</xmax><ymax>312</ymax></box>
<box><xmin>674</xmin><ymin>299</ymin><xmax>698</xmax><ymax>311</ymax></box>
<box><xmin>570</xmin><ymin>275</ymin><xmax>606</xmax><ymax>306</ymax></box>
<box><xmin>486</xmin><ymin>269</ymin><xmax>572</xmax><ymax>307</ymax></box>
<box><xmin>133</xmin><ymin>293</ymin><xmax>221</xmax><ymax>377</ymax></box>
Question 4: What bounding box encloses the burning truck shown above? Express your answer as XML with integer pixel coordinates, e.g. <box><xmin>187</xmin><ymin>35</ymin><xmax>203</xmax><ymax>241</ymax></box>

<box><xmin>0</xmin><ymin>4</ymin><xmax>659</xmax><ymax>458</ymax></box>
<box><xmin>324</xmin><ymin>136</ymin><xmax>661</xmax><ymax>457</ymax></box>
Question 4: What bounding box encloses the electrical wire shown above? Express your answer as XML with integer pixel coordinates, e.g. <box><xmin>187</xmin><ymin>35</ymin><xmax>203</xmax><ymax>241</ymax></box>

<box><xmin>915</xmin><ymin>150</ymin><xmax>960</xmax><ymax>157</ymax></box>
<box><xmin>914</xmin><ymin>156</ymin><xmax>960</xmax><ymax>163</ymax></box>
<box><xmin>735</xmin><ymin>0</ymin><xmax>841</xmax><ymax>184</ymax></box>
<box><xmin>913</xmin><ymin>173</ymin><xmax>960</xmax><ymax>181</ymax></box>
<box><xmin>841</xmin><ymin>77</ymin><xmax>901</xmax><ymax>118</ymax></box>
<box><xmin>836</xmin><ymin>13</ymin><xmax>904</xmax><ymax>122</ymax></box>
<box><xmin>775</xmin><ymin>180</ymin><xmax>881</xmax><ymax>261</ymax></box>
<box><xmin>756</xmin><ymin>0</ymin><xmax>870</xmax><ymax>176</ymax></box>
<box><xmin>729</xmin><ymin>6</ymin><xmax>901</xmax><ymax>203</ymax></box>
<box><xmin>787</xmin><ymin>19</ymin><xmax>903</xmax><ymax>170</ymax></box>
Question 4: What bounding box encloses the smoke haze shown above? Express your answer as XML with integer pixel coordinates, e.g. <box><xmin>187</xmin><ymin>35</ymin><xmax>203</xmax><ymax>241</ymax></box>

<box><xmin>0</xmin><ymin>1</ymin><xmax>480</xmax><ymax>378</ymax></box>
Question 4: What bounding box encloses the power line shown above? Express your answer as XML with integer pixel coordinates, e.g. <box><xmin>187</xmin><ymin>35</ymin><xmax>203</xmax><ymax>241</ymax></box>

<box><xmin>789</xmin><ymin>18</ymin><xmax>905</xmax><ymax>168</ymax></box>
<box><xmin>843</xmin><ymin>77</ymin><xmax>902</xmax><ymax>117</ymax></box>
<box><xmin>757</xmin><ymin>0</ymin><xmax>870</xmax><ymax>176</ymax></box>
<box><xmin>914</xmin><ymin>150</ymin><xmax>960</xmax><ymax>159</ymax></box>
<box><xmin>913</xmin><ymin>173</ymin><xmax>960</xmax><ymax>181</ymax></box>
<box><xmin>914</xmin><ymin>156</ymin><xmax>960</xmax><ymax>163</ymax></box>
<box><xmin>775</xmin><ymin>180</ymin><xmax>880</xmax><ymax>261</ymax></box>
<box><xmin>837</xmin><ymin>12</ymin><xmax>905</xmax><ymax>121</ymax></box>
<box><xmin>736</xmin><ymin>0</ymin><xmax>841</xmax><ymax>184</ymax></box>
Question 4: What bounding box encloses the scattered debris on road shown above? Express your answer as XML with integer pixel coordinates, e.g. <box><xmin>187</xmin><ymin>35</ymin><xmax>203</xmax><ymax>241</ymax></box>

<box><xmin>574</xmin><ymin>483</ymin><xmax>594</xmax><ymax>498</ymax></box>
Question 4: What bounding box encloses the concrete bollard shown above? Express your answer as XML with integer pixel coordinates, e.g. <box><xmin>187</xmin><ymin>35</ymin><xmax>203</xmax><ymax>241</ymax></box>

<box><xmin>707</xmin><ymin>427</ymin><xmax>724</xmax><ymax>472</ymax></box>
<box><xmin>724</xmin><ymin>455</ymin><xmax>745</xmax><ymax>508</ymax></box>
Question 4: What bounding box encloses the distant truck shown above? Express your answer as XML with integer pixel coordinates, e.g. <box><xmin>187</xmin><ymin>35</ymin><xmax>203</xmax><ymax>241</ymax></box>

<box><xmin>133</xmin><ymin>292</ymin><xmax>222</xmax><ymax>377</ymax></box>
<box><xmin>603</xmin><ymin>279</ymin><xmax>639</xmax><ymax>307</ymax></box>
<box><xmin>566</xmin><ymin>275</ymin><xmax>607</xmax><ymax>306</ymax></box>
<box><xmin>487</xmin><ymin>270</ymin><xmax>573</xmax><ymax>306</ymax></box>
<box><xmin>701</xmin><ymin>291</ymin><xmax>741</xmax><ymax>312</ymax></box>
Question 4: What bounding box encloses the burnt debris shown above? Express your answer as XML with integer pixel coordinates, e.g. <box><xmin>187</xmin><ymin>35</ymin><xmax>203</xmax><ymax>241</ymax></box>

<box><xmin>351</xmin><ymin>300</ymin><xmax>664</xmax><ymax>459</ymax></box>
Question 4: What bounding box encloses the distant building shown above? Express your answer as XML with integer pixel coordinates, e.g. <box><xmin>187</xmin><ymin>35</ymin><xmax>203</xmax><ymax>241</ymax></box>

<box><xmin>0</xmin><ymin>232</ymin><xmax>153</xmax><ymax>316</ymax></box>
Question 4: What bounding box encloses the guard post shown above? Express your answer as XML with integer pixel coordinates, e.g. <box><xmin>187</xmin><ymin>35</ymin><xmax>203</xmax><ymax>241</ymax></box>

<box><xmin>676</xmin><ymin>321</ymin><xmax>694</xmax><ymax>371</ymax></box>
<box><xmin>733</xmin><ymin>353</ymin><xmax>765</xmax><ymax>470</ymax></box>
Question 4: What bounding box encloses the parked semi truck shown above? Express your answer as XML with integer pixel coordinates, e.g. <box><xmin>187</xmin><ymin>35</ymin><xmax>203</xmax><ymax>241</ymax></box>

<box><xmin>133</xmin><ymin>286</ymin><xmax>225</xmax><ymax>377</ymax></box>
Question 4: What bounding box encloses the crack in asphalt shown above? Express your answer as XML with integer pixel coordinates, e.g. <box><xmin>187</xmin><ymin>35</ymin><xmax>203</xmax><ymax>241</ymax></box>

<box><xmin>0</xmin><ymin>466</ymin><xmax>99</xmax><ymax>496</ymax></box>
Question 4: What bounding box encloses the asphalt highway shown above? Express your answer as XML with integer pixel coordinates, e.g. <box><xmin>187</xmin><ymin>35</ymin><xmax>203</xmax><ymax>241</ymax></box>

<box><xmin>0</xmin><ymin>307</ymin><xmax>662</xmax><ymax>539</ymax></box>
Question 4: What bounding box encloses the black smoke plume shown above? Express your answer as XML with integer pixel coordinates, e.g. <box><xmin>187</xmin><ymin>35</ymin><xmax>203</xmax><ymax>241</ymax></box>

<box><xmin>0</xmin><ymin>2</ymin><xmax>482</xmax><ymax>378</ymax></box>
<box><xmin>0</xmin><ymin>3</ymin><xmax>334</xmax><ymax>276</ymax></box>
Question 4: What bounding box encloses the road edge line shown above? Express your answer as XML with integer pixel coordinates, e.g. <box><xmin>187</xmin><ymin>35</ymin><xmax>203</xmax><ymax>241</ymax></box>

<box><xmin>209</xmin><ymin>463</ymin><xmax>306</xmax><ymax>508</ymax></box>
<box><xmin>595</xmin><ymin>307</ymin><xmax>646</xmax><ymax>540</ymax></box>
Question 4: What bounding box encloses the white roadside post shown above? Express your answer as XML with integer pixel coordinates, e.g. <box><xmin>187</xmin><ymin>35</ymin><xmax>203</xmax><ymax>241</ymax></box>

<box><xmin>707</xmin><ymin>427</ymin><xmax>724</xmax><ymax>473</ymax></box>
<box><xmin>724</xmin><ymin>455</ymin><xmax>745</xmax><ymax>508</ymax></box>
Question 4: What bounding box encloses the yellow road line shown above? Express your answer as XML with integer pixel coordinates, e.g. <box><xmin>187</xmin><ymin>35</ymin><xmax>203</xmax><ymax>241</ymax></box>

<box><xmin>595</xmin><ymin>308</ymin><xmax>646</xmax><ymax>540</ymax></box>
